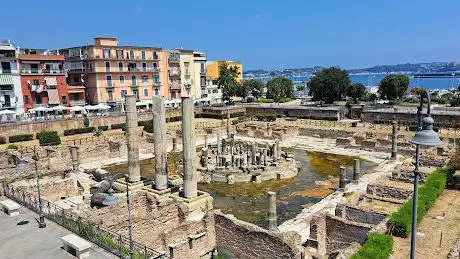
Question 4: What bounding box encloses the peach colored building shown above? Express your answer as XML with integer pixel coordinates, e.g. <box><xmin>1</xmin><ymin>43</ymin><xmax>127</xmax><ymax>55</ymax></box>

<box><xmin>60</xmin><ymin>37</ymin><xmax>164</xmax><ymax>111</ymax></box>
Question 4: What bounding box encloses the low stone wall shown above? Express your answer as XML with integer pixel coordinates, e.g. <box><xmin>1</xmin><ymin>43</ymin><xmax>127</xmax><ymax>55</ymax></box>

<box><xmin>13</xmin><ymin>177</ymin><xmax>79</xmax><ymax>202</ymax></box>
<box><xmin>335</xmin><ymin>204</ymin><xmax>387</xmax><ymax>225</ymax></box>
<box><xmin>243</xmin><ymin>104</ymin><xmax>346</xmax><ymax>120</ymax></box>
<box><xmin>215</xmin><ymin>211</ymin><xmax>302</xmax><ymax>259</ymax></box>
<box><xmin>299</xmin><ymin>128</ymin><xmax>354</xmax><ymax>139</ymax></box>
<box><xmin>366</xmin><ymin>184</ymin><xmax>412</xmax><ymax>200</ymax></box>
<box><xmin>325</xmin><ymin>215</ymin><xmax>371</xmax><ymax>252</ymax></box>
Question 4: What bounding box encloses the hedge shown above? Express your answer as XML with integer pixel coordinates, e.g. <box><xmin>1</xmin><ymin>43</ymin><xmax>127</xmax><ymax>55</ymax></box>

<box><xmin>0</xmin><ymin>136</ymin><xmax>6</xmax><ymax>144</ymax></box>
<box><xmin>37</xmin><ymin>131</ymin><xmax>61</xmax><ymax>146</ymax></box>
<box><xmin>255</xmin><ymin>113</ymin><xmax>277</xmax><ymax>122</ymax></box>
<box><xmin>258</xmin><ymin>98</ymin><xmax>274</xmax><ymax>103</ymax></box>
<box><xmin>387</xmin><ymin>167</ymin><xmax>454</xmax><ymax>237</ymax></box>
<box><xmin>111</xmin><ymin>123</ymin><xmax>126</xmax><ymax>131</ymax></box>
<box><xmin>97</xmin><ymin>126</ymin><xmax>109</xmax><ymax>131</ymax></box>
<box><xmin>278</xmin><ymin>97</ymin><xmax>292</xmax><ymax>103</ymax></box>
<box><xmin>9</xmin><ymin>134</ymin><xmax>34</xmax><ymax>143</ymax></box>
<box><xmin>350</xmin><ymin>233</ymin><xmax>393</xmax><ymax>259</ymax></box>
<box><xmin>63</xmin><ymin>127</ymin><xmax>96</xmax><ymax>136</ymax></box>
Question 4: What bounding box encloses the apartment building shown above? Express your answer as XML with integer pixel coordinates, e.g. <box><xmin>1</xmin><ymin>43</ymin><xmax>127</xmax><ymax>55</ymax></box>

<box><xmin>0</xmin><ymin>40</ymin><xmax>23</xmax><ymax>116</ymax></box>
<box><xmin>17</xmin><ymin>48</ymin><xmax>68</xmax><ymax>112</ymax></box>
<box><xmin>59</xmin><ymin>37</ymin><xmax>164</xmax><ymax>110</ymax></box>
<box><xmin>206</xmin><ymin>60</ymin><xmax>243</xmax><ymax>83</ymax></box>
<box><xmin>193</xmin><ymin>52</ymin><xmax>207</xmax><ymax>102</ymax></box>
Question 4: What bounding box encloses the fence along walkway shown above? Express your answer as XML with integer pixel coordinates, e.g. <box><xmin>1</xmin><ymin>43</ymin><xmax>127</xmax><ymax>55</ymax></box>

<box><xmin>3</xmin><ymin>183</ymin><xmax>167</xmax><ymax>259</ymax></box>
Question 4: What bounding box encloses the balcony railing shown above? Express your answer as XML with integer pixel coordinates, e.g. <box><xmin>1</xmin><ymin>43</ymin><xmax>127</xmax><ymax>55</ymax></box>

<box><xmin>168</xmin><ymin>58</ymin><xmax>180</xmax><ymax>63</ymax></box>
<box><xmin>69</xmin><ymin>100</ymin><xmax>85</xmax><ymax>106</ymax></box>
<box><xmin>170</xmin><ymin>84</ymin><xmax>181</xmax><ymax>90</ymax></box>
<box><xmin>21</xmin><ymin>69</ymin><xmax>65</xmax><ymax>75</ymax></box>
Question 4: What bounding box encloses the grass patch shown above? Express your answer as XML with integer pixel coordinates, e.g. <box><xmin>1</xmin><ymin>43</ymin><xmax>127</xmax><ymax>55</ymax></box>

<box><xmin>351</xmin><ymin>233</ymin><xmax>393</xmax><ymax>259</ymax></box>
<box><xmin>258</xmin><ymin>98</ymin><xmax>274</xmax><ymax>103</ymax></box>
<box><xmin>387</xmin><ymin>166</ymin><xmax>454</xmax><ymax>237</ymax></box>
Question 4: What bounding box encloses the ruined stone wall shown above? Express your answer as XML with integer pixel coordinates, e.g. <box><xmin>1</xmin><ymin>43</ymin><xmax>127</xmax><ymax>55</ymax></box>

<box><xmin>447</xmin><ymin>236</ymin><xmax>460</xmax><ymax>259</ymax></box>
<box><xmin>325</xmin><ymin>215</ymin><xmax>371</xmax><ymax>252</ymax></box>
<box><xmin>13</xmin><ymin>177</ymin><xmax>79</xmax><ymax>202</ymax></box>
<box><xmin>88</xmin><ymin>192</ymin><xmax>216</xmax><ymax>259</ymax></box>
<box><xmin>335</xmin><ymin>204</ymin><xmax>387</xmax><ymax>225</ymax></box>
<box><xmin>366</xmin><ymin>184</ymin><xmax>412</xmax><ymax>200</ymax></box>
<box><xmin>298</xmin><ymin>128</ymin><xmax>355</xmax><ymax>139</ymax></box>
<box><xmin>215</xmin><ymin>212</ymin><xmax>302</xmax><ymax>259</ymax></box>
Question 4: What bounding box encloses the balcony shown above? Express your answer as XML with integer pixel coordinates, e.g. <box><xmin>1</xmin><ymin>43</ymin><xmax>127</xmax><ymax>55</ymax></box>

<box><xmin>153</xmin><ymin>81</ymin><xmax>161</xmax><ymax>87</ymax></box>
<box><xmin>21</xmin><ymin>69</ymin><xmax>65</xmax><ymax>75</ymax></box>
<box><xmin>184</xmin><ymin>83</ymin><xmax>191</xmax><ymax>89</ymax></box>
<box><xmin>170</xmin><ymin>84</ymin><xmax>181</xmax><ymax>90</ymax></box>
<box><xmin>168</xmin><ymin>58</ymin><xmax>180</xmax><ymax>63</ymax></box>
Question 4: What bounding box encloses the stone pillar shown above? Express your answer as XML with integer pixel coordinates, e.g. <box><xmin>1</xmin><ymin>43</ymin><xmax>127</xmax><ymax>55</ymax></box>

<box><xmin>172</xmin><ymin>137</ymin><xmax>178</xmax><ymax>152</ymax></box>
<box><xmin>204</xmin><ymin>134</ymin><xmax>208</xmax><ymax>149</ymax></box>
<box><xmin>201</xmin><ymin>148</ymin><xmax>208</xmax><ymax>168</ymax></box>
<box><xmin>181</xmin><ymin>97</ymin><xmax>197</xmax><ymax>198</ymax></box>
<box><xmin>226</xmin><ymin>109</ymin><xmax>231</xmax><ymax>137</ymax></box>
<box><xmin>339</xmin><ymin>166</ymin><xmax>346</xmax><ymax>189</ymax></box>
<box><xmin>153</xmin><ymin>96</ymin><xmax>167</xmax><ymax>190</ymax></box>
<box><xmin>391</xmin><ymin>120</ymin><xmax>398</xmax><ymax>160</ymax></box>
<box><xmin>267</xmin><ymin>122</ymin><xmax>272</xmax><ymax>137</ymax></box>
<box><xmin>268</xmin><ymin>191</ymin><xmax>277</xmax><ymax>231</ymax></box>
<box><xmin>216</xmin><ymin>132</ymin><xmax>221</xmax><ymax>154</ymax></box>
<box><xmin>352</xmin><ymin>159</ymin><xmax>360</xmax><ymax>181</ymax></box>
<box><xmin>126</xmin><ymin>95</ymin><xmax>141</xmax><ymax>183</ymax></box>
<box><xmin>251</xmin><ymin>143</ymin><xmax>257</xmax><ymax>165</ymax></box>
<box><xmin>70</xmin><ymin>145</ymin><xmax>79</xmax><ymax>170</ymax></box>
<box><xmin>275</xmin><ymin>139</ymin><xmax>281</xmax><ymax>160</ymax></box>
<box><xmin>262</xmin><ymin>148</ymin><xmax>268</xmax><ymax>166</ymax></box>
<box><xmin>272</xmin><ymin>142</ymin><xmax>278</xmax><ymax>163</ymax></box>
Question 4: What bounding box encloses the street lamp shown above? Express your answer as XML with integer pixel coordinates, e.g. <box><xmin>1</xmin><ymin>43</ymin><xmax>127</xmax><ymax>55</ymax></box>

<box><xmin>31</xmin><ymin>147</ymin><xmax>46</xmax><ymax>228</ymax></box>
<box><xmin>408</xmin><ymin>91</ymin><xmax>442</xmax><ymax>259</ymax></box>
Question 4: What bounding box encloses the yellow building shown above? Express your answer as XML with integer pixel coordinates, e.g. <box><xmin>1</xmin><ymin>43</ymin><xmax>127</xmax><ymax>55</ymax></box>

<box><xmin>206</xmin><ymin>61</ymin><xmax>242</xmax><ymax>82</ymax></box>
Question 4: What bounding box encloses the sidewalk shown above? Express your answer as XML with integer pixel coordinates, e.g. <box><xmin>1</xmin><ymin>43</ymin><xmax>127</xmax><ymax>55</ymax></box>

<box><xmin>0</xmin><ymin>199</ymin><xmax>118</xmax><ymax>259</ymax></box>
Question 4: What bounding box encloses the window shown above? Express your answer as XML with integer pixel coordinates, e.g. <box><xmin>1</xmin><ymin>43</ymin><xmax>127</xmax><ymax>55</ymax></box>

<box><xmin>119</xmin><ymin>75</ymin><xmax>124</xmax><ymax>84</ymax></box>
<box><xmin>153</xmin><ymin>75</ymin><xmax>159</xmax><ymax>84</ymax></box>
<box><xmin>141</xmin><ymin>50</ymin><xmax>146</xmax><ymax>60</ymax></box>
<box><xmin>121</xmin><ymin>90</ymin><xmax>127</xmax><ymax>97</ymax></box>
<box><xmin>24</xmin><ymin>95</ymin><xmax>29</xmax><ymax>104</ymax></box>
<box><xmin>142</xmin><ymin>75</ymin><xmax>148</xmax><ymax>83</ymax></box>
<box><xmin>144</xmin><ymin>88</ymin><xmax>148</xmax><ymax>96</ymax></box>
<box><xmin>153</xmin><ymin>51</ymin><xmax>158</xmax><ymax>60</ymax></box>
<box><xmin>154</xmin><ymin>88</ymin><xmax>159</xmax><ymax>96</ymax></box>
<box><xmin>103</xmin><ymin>49</ymin><xmax>110</xmax><ymax>59</ymax></box>
<box><xmin>153</xmin><ymin>62</ymin><xmax>158</xmax><ymax>71</ymax></box>
<box><xmin>31</xmin><ymin>64</ymin><xmax>39</xmax><ymax>74</ymax></box>
<box><xmin>142</xmin><ymin>63</ymin><xmax>147</xmax><ymax>72</ymax></box>
<box><xmin>131</xmin><ymin>75</ymin><xmax>136</xmax><ymax>86</ymax></box>
<box><xmin>62</xmin><ymin>96</ymin><xmax>67</xmax><ymax>105</ymax></box>
<box><xmin>106</xmin><ymin>75</ymin><xmax>112</xmax><ymax>87</ymax></box>
<box><xmin>1</xmin><ymin>62</ymin><xmax>11</xmax><ymax>73</ymax></box>
<box><xmin>107</xmin><ymin>90</ymin><xmax>113</xmax><ymax>101</ymax></box>
<box><xmin>116</xmin><ymin>50</ymin><xmax>123</xmax><ymax>59</ymax></box>
<box><xmin>200</xmin><ymin>63</ymin><xmax>205</xmax><ymax>73</ymax></box>
<box><xmin>118</xmin><ymin>62</ymin><xmax>123</xmax><ymax>72</ymax></box>
<box><xmin>129</xmin><ymin>50</ymin><xmax>134</xmax><ymax>59</ymax></box>
<box><xmin>105</xmin><ymin>62</ymin><xmax>110</xmax><ymax>72</ymax></box>
<box><xmin>33</xmin><ymin>79</ymin><xmax>39</xmax><ymax>85</ymax></box>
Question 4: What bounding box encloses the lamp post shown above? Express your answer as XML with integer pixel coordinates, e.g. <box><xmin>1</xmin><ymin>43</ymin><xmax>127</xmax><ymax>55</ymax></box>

<box><xmin>31</xmin><ymin>147</ymin><xmax>46</xmax><ymax>228</ymax></box>
<box><xmin>408</xmin><ymin>92</ymin><xmax>442</xmax><ymax>259</ymax></box>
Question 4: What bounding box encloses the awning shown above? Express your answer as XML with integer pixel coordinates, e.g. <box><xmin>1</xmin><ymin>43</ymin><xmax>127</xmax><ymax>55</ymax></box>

<box><xmin>0</xmin><ymin>74</ymin><xmax>13</xmax><ymax>85</ymax></box>
<box><xmin>44</xmin><ymin>77</ymin><xmax>57</xmax><ymax>86</ymax></box>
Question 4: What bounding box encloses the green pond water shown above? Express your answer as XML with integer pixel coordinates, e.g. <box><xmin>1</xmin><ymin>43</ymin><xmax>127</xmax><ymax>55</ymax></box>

<box><xmin>103</xmin><ymin>149</ymin><xmax>375</xmax><ymax>228</ymax></box>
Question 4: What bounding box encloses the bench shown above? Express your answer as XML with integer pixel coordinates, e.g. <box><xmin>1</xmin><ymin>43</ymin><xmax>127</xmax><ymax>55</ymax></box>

<box><xmin>61</xmin><ymin>234</ymin><xmax>91</xmax><ymax>259</ymax></box>
<box><xmin>0</xmin><ymin>199</ymin><xmax>20</xmax><ymax>216</ymax></box>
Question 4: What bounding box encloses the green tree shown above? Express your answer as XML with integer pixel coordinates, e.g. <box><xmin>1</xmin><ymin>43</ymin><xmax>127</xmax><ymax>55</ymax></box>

<box><xmin>377</xmin><ymin>74</ymin><xmax>410</xmax><ymax>101</ymax></box>
<box><xmin>296</xmin><ymin>85</ymin><xmax>305</xmax><ymax>91</ymax></box>
<box><xmin>347</xmin><ymin>83</ymin><xmax>366</xmax><ymax>103</ymax></box>
<box><xmin>240</xmin><ymin>79</ymin><xmax>264</xmax><ymax>100</ymax></box>
<box><xmin>217</xmin><ymin>63</ymin><xmax>240</xmax><ymax>104</ymax></box>
<box><xmin>266</xmin><ymin>77</ymin><xmax>293</xmax><ymax>102</ymax></box>
<box><xmin>309</xmin><ymin>67</ymin><xmax>351</xmax><ymax>104</ymax></box>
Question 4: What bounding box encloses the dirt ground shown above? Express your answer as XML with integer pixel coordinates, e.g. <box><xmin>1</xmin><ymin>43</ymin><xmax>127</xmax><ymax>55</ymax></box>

<box><xmin>392</xmin><ymin>189</ymin><xmax>460</xmax><ymax>258</ymax></box>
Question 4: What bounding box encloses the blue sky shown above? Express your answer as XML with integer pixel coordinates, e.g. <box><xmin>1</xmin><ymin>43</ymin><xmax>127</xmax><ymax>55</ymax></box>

<box><xmin>2</xmin><ymin>0</ymin><xmax>459</xmax><ymax>70</ymax></box>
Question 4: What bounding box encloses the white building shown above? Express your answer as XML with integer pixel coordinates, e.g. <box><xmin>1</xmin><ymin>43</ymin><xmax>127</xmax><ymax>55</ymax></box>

<box><xmin>0</xmin><ymin>40</ymin><xmax>23</xmax><ymax>119</ymax></box>
<box><xmin>193</xmin><ymin>51</ymin><xmax>207</xmax><ymax>103</ymax></box>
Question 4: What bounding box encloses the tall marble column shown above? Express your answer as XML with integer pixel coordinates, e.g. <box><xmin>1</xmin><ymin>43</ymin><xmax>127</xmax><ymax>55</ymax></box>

<box><xmin>339</xmin><ymin>166</ymin><xmax>346</xmax><ymax>189</ymax></box>
<box><xmin>216</xmin><ymin>132</ymin><xmax>221</xmax><ymax>166</ymax></box>
<box><xmin>251</xmin><ymin>142</ymin><xmax>257</xmax><ymax>165</ymax></box>
<box><xmin>352</xmin><ymin>159</ymin><xmax>360</xmax><ymax>181</ymax></box>
<box><xmin>126</xmin><ymin>95</ymin><xmax>140</xmax><ymax>183</ymax></box>
<box><xmin>272</xmin><ymin>142</ymin><xmax>278</xmax><ymax>163</ymax></box>
<box><xmin>153</xmin><ymin>96</ymin><xmax>167</xmax><ymax>190</ymax></box>
<box><xmin>70</xmin><ymin>145</ymin><xmax>79</xmax><ymax>171</ymax></box>
<box><xmin>226</xmin><ymin>109</ymin><xmax>231</xmax><ymax>137</ymax></box>
<box><xmin>391</xmin><ymin>120</ymin><xmax>398</xmax><ymax>160</ymax></box>
<box><xmin>268</xmin><ymin>191</ymin><xmax>277</xmax><ymax>231</ymax></box>
<box><xmin>181</xmin><ymin>97</ymin><xmax>197</xmax><ymax>198</ymax></box>
<box><xmin>204</xmin><ymin>134</ymin><xmax>208</xmax><ymax>149</ymax></box>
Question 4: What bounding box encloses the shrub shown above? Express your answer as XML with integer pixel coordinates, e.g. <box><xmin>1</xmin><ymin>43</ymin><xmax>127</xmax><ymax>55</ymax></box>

<box><xmin>258</xmin><ymin>98</ymin><xmax>274</xmax><ymax>103</ymax></box>
<box><xmin>111</xmin><ymin>123</ymin><xmax>126</xmax><ymax>131</ymax></box>
<box><xmin>37</xmin><ymin>131</ymin><xmax>61</xmax><ymax>146</ymax></box>
<box><xmin>9</xmin><ymin>134</ymin><xmax>34</xmax><ymax>143</ymax></box>
<box><xmin>97</xmin><ymin>125</ymin><xmax>109</xmax><ymax>131</ymax></box>
<box><xmin>6</xmin><ymin>144</ymin><xmax>19</xmax><ymax>150</ymax></box>
<box><xmin>351</xmin><ymin>233</ymin><xmax>393</xmax><ymax>259</ymax></box>
<box><xmin>387</xmin><ymin>167</ymin><xmax>453</xmax><ymax>237</ymax></box>
<box><xmin>63</xmin><ymin>127</ymin><xmax>96</xmax><ymax>136</ymax></box>
<box><xmin>255</xmin><ymin>113</ymin><xmax>277</xmax><ymax>122</ymax></box>
<box><xmin>84</xmin><ymin>117</ymin><xmax>91</xmax><ymax>127</ymax></box>
<box><xmin>437</xmin><ymin>97</ymin><xmax>448</xmax><ymax>104</ymax></box>
<box><xmin>278</xmin><ymin>97</ymin><xmax>292</xmax><ymax>103</ymax></box>
<box><xmin>0</xmin><ymin>136</ymin><xmax>6</xmax><ymax>144</ymax></box>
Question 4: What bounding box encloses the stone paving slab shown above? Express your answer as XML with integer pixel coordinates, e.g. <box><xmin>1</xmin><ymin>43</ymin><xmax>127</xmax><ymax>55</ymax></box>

<box><xmin>0</xmin><ymin>199</ymin><xmax>118</xmax><ymax>259</ymax></box>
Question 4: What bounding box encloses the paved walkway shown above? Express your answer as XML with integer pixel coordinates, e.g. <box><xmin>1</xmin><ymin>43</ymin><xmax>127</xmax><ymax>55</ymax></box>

<box><xmin>0</xmin><ymin>199</ymin><xmax>118</xmax><ymax>259</ymax></box>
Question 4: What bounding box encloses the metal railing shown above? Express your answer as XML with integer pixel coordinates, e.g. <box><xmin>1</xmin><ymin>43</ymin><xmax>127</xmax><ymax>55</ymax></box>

<box><xmin>3</xmin><ymin>183</ymin><xmax>167</xmax><ymax>259</ymax></box>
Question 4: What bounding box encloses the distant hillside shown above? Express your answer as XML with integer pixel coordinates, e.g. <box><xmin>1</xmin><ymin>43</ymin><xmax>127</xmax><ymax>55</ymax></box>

<box><xmin>244</xmin><ymin>61</ymin><xmax>460</xmax><ymax>75</ymax></box>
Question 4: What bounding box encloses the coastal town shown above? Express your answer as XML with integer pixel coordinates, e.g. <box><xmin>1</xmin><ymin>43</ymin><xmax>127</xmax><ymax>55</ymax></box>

<box><xmin>1</xmin><ymin>2</ymin><xmax>460</xmax><ymax>259</ymax></box>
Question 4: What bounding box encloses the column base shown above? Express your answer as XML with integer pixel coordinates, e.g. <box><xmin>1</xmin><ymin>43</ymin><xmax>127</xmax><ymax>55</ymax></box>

<box><xmin>143</xmin><ymin>187</ymin><xmax>172</xmax><ymax>196</ymax></box>
<box><xmin>112</xmin><ymin>179</ymin><xmax>144</xmax><ymax>192</ymax></box>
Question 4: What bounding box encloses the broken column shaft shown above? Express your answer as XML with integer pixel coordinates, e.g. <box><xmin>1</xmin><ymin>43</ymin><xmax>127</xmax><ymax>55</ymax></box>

<box><xmin>391</xmin><ymin>120</ymin><xmax>398</xmax><ymax>160</ymax></box>
<box><xmin>226</xmin><ymin>109</ymin><xmax>231</xmax><ymax>137</ymax></box>
<box><xmin>352</xmin><ymin>159</ymin><xmax>360</xmax><ymax>181</ymax></box>
<box><xmin>339</xmin><ymin>166</ymin><xmax>346</xmax><ymax>189</ymax></box>
<box><xmin>126</xmin><ymin>95</ymin><xmax>140</xmax><ymax>183</ymax></box>
<box><xmin>268</xmin><ymin>191</ymin><xmax>277</xmax><ymax>231</ymax></box>
<box><xmin>181</xmin><ymin>97</ymin><xmax>197</xmax><ymax>198</ymax></box>
<box><xmin>153</xmin><ymin>96</ymin><xmax>167</xmax><ymax>190</ymax></box>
